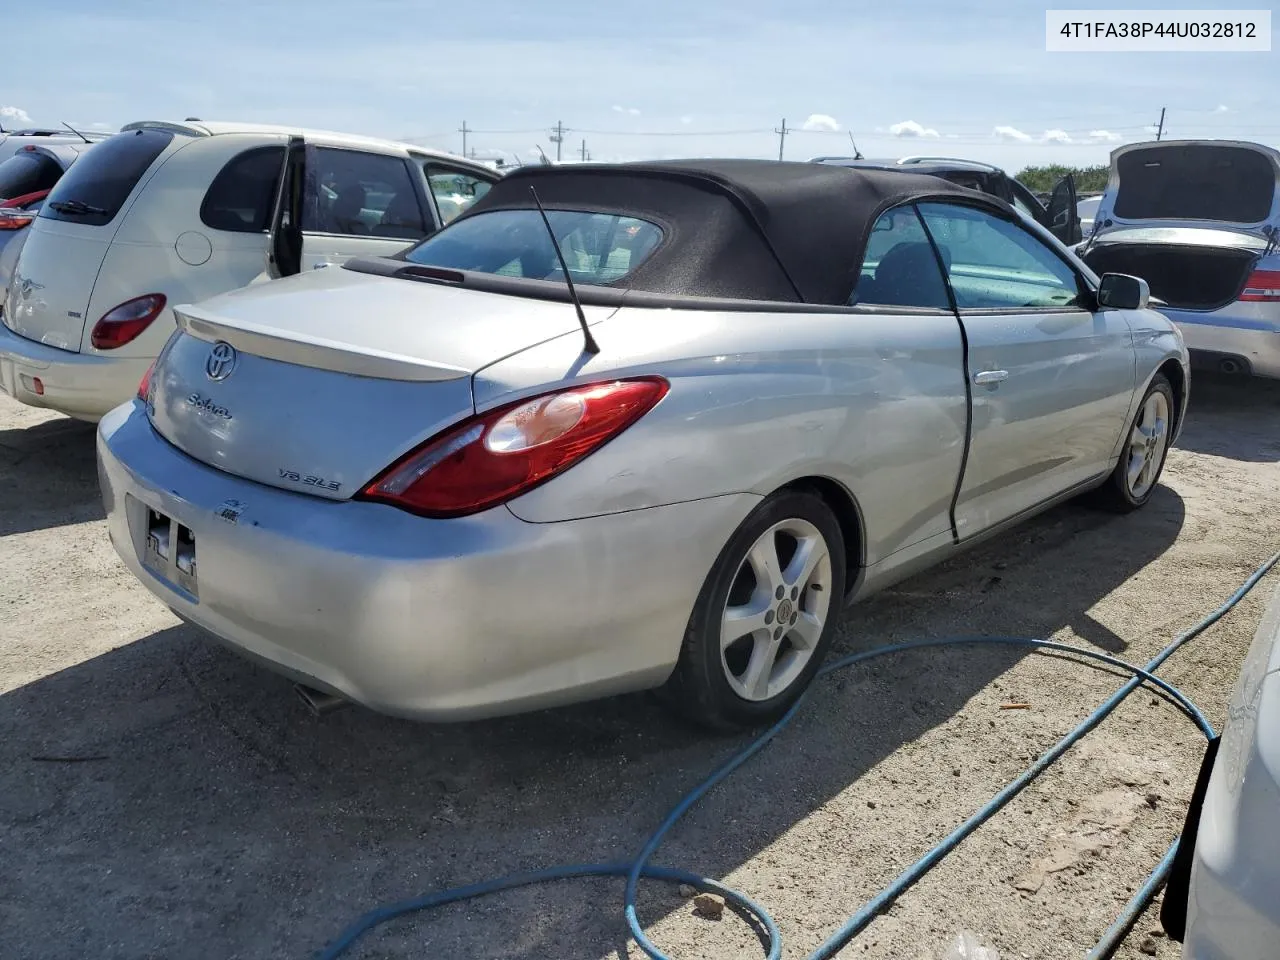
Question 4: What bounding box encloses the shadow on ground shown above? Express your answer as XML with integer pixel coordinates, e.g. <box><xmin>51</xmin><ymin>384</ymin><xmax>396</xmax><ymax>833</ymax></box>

<box><xmin>1</xmin><ymin>477</ymin><xmax>1186</xmax><ymax>959</ymax></box>
<box><xmin>1173</xmin><ymin>373</ymin><xmax>1280</xmax><ymax>463</ymax></box>
<box><xmin>0</xmin><ymin>417</ymin><xmax>101</xmax><ymax>536</ymax></box>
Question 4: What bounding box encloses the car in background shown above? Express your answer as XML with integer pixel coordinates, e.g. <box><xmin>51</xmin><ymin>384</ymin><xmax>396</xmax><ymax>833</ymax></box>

<box><xmin>97</xmin><ymin>159</ymin><xmax>1185</xmax><ymax>730</ymax></box>
<box><xmin>1160</xmin><ymin>577</ymin><xmax>1280</xmax><ymax>959</ymax></box>
<box><xmin>1078</xmin><ymin>193</ymin><xmax>1102</xmax><ymax>235</ymax></box>
<box><xmin>810</xmin><ymin>154</ymin><xmax>1082</xmax><ymax>246</ymax></box>
<box><xmin>0</xmin><ymin>141</ymin><xmax>96</xmax><ymax>301</ymax></box>
<box><xmin>0</xmin><ymin>119</ymin><xmax>499</xmax><ymax>421</ymax></box>
<box><xmin>1078</xmin><ymin>140</ymin><xmax>1280</xmax><ymax>378</ymax></box>
<box><xmin>0</xmin><ymin>127</ymin><xmax>109</xmax><ymax>164</ymax></box>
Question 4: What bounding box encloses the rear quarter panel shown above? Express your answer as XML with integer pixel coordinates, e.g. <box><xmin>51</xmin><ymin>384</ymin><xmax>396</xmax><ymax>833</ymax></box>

<box><xmin>81</xmin><ymin>135</ymin><xmax>283</xmax><ymax>358</ymax></box>
<box><xmin>475</xmin><ymin>305</ymin><xmax>969</xmax><ymax>568</ymax></box>
<box><xmin>1121</xmin><ymin>306</ymin><xmax>1191</xmax><ymax>449</ymax></box>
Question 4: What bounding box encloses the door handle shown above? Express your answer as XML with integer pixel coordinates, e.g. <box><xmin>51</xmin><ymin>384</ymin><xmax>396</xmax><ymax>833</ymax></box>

<box><xmin>973</xmin><ymin>370</ymin><xmax>1009</xmax><ymax>385</ymax></box>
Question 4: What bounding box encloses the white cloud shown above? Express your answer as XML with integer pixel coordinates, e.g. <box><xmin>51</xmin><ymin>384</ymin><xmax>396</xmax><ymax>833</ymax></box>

<box><xmin>611</xmin><ymin>105</ymin><xmax>624</xmax><ymax>113</ymax></box>
<box><xmin>89</xmin><ymin>122</ymin><xmax>114</xmax><ymax>131</ymax></box>
<box><xmin>1042</xmin><ymin>128</ymin><xmax>1073</xmax><ymax>144</ymax></box>
<box><xmin>1</xmin><ymin>105</ymin><xmax>33</xmax><ymax>126</ymax></box>
<box><xmin>679</xmin><ymin>115</ymin><xmax>692</xmax><ymax>125</ymax></box>
<box><xmin>994</xmin><ymin>125</ymin><xmax>1033</xmax><ymax>142</ymax></box>
<box><xmin>627</xmin><ymin>107</ymin><xmax>641</xmax><ymax>116</ymax></box>
<box><xmin>1089</xmin><ymin>129</ymin><xmax>1122</xmax><ymax>142</ymax></box>
<box><xmin>889</xmin><ymin>119</ymin><xmax>939</xmax><ymax>138</ymax></box>
<box><xmin>1214</xmin><ymin>104</ymin><xmax>1229</xmax><ymax>113</ymax></box>
<box><xmin>803</xmin><ymin>113</ymin><xmax>840</xmax><ymax>132</ymax></box>
<box><xmin>611</xmin><ymin>104</ymin><xmax>641</xmax><ymax>116</ymax></box>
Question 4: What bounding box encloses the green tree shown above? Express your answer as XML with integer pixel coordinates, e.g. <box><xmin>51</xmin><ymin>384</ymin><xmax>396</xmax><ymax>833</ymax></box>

<box><xmin>1015</xmin><ymin>164</ymin><xmax>1110</xmax><ymax>194</ymax></box>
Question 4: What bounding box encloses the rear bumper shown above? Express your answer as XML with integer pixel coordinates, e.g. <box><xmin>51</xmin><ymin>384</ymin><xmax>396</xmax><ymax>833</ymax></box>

<box><xmin>1164</xmin><ymin>305</ymin><xmax>1280</xmax><ymax>378</ymax></box>
<box><xmin>97</xmin><ymin>401</ymin><xmax>760</xmax><ymax>721</ymax></box>
<box><xmin>0</xmin><ymin>321</ymin><xmax>147</xmax><ymax>421</ymax></box>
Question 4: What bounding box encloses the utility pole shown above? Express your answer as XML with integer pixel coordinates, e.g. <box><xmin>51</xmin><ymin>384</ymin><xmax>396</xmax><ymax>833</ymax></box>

<box><xmin>774</xmin><ymin>118</ymin><xmax>789</xmax><ymax>161</ymax></box>
<box><xmin>458</xmin><ymin>121</ymin><xmax>471</xmax><ymax>158</ymax></box>
<box><xmin>1155</xmin><ymin>107</ymin><xmax>1166</xmax><ymax>141</ymax></box>
<box><xmin>550</xmin><ymin>120</ymin><xmax>565</xmax><ymax>162</ymax></box>
<box><xmin>580</xmin><ymin>139</ymin><xmax>588</xmax><ymax>162</ymax></box>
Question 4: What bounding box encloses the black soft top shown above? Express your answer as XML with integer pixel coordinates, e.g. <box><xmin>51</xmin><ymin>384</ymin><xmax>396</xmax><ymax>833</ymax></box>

<box><xmin>452</xmin><ymin>159</ymin><xmax>1004</xmax><ymax>305</ymax></box>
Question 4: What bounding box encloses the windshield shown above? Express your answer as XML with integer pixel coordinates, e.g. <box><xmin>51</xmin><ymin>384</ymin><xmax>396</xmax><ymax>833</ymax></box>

<box><xmin>403</xmin><ymin>209</ymin><xmax>663</xmax><ymax>284</ymax></box>
<box><xmin>1114</xmin><ymin>145</ymin><xmax>1276</xmax><ymax>224</ymax></box>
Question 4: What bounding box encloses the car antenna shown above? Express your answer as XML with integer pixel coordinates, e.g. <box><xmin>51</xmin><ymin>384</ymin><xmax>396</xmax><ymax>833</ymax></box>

<box><xmin>528</xmin><ymin>185</ymin><xmax>599</xmax><ymax>355</ymax></box>
<box><xmin>848</xmin><ymin>133</ymin><xmax>863</xmax><ymax>160</ymax></box>
<box><xmin>60</xmin><ymin>121</ymin><xmax>91</xmax><ymax>144</ymax></box>
<box><xmin>535</xmin><ymin>145</ymin><xmax>553</xmax><ymax>166</ymax></box>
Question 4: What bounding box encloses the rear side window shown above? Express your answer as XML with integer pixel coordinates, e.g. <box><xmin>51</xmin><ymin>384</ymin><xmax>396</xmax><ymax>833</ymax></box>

<box><xmin>305</xmin><ymin>148</ymin><xmax>428</xmax><ymax>239</ymax></box>
<box><xmin>853</xmin><ymin>206</ymin><xmax>950</xmax><ymax>308</ymax></box>
<box><xmin>404</xmin><ymin>209</ymin><xmax>663</xmax><ymax>284</ymax></box>
<box><xmin>0</xmin><ymin>151</ymin><xmax>63</xmax><ymax>200</ymax></box>
<box><xmin>40</xmin><ymin>128</ymin><xmax>174</xmax><ymax>227</ymax></box>
<box><xmin>424</xmin><ymin>164</ymin><xmax>495</xmax><ymax>225</ymax></box>
<box><xmin>200</xmin><ymin>146</ymin><xmax>284</xmax><ymax>233</ymax></box>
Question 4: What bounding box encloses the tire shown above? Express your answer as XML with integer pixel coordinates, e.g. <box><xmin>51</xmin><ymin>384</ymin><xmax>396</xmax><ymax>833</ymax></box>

<box><xmin>1091</xmin><ymin>373</ymin><xmax>1175</xmax><ymax>513</ymax></box>
<box><xmin>660</xmin><ymin>489</ymin><xmax>847</xmax><ymax>731</ymax></box>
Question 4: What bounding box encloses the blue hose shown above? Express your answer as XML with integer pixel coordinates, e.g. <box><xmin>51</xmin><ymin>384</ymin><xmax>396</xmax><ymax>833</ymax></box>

<box><xmin>317</xmin><ymin>550</ymin><xmax>1279</xmax><ymax>960</ymax></box>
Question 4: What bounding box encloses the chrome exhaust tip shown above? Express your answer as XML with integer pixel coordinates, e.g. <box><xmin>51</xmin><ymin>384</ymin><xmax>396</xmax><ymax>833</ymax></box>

<box><xmin>1219</xmin><ymin>358</ymin><xmax>1241</xmax><ymax>374</ymax></box>
<box><xmin>294</xmin><ymin>683</ymin><xmax>349</xmax><ymax>717</ymax></box>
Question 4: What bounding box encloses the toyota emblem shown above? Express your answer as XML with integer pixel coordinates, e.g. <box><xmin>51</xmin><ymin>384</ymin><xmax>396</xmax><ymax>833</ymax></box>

<box><xmin>205</xmin><ymin>341</ymin><xmax>237</xmax><ymax>381</ymax></box>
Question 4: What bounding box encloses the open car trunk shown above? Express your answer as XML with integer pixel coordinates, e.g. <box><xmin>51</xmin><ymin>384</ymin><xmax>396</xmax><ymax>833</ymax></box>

<box><xmin>1108</xmin><ymin>141</ymin><xmax>1279</xmax><ymax>229</ymax></box>
<box><xmin>1081</xmin><ymin>242</ymin><xmax>1257</xmax><ymax>311</ymax></box>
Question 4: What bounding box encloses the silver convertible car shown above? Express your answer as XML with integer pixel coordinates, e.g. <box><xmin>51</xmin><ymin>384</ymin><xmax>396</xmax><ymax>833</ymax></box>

<box><xmin>97</xmin><ymin>160</ymin><xmax>1190</xmax><ymax>729</ymax></box>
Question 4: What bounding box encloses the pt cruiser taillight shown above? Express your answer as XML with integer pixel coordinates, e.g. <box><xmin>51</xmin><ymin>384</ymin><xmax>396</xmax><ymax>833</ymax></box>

<box><xmin>91</xmin><ymin>294</ymin><xmax>167</xmax><ymax>350</ymax></box>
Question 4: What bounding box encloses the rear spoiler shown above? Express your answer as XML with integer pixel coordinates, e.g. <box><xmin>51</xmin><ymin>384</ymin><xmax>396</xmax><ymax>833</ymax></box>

<box><xmin>174</xmin><ymin>305</ymin><xmax>470</xmax><ymax>383</ymax></box>
<box><xmin>120</xmin><ymin>121</ymin><xmax>212</xmax><ymax>138</ymax></box>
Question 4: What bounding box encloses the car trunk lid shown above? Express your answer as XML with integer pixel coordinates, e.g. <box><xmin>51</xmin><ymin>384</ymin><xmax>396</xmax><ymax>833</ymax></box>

<box><xmin>2</xmin><ymin>218</ymin><xmax>111</xmax><ymax>350</ymax></box>
<box><xmin>147</xmin><ymin>266</ymin><xmax>616</xmax><ymax>500</ymax></box>
<box><xmin>1099</xmin><ymin>141</ymin><xmax>1280</xmax><ymax>238</ymax></box>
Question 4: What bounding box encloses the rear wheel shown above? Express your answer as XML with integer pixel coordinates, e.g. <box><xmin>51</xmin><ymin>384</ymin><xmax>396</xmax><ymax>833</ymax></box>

<box><xmin>1093</xmin><ymin>373</ymin><xmax>1175</xmax><ymax>512</ymax></box>
<box><xmin>661</xmin><ymin>490</ymin><xmax>846</xmax><ymax>731</ymax></box>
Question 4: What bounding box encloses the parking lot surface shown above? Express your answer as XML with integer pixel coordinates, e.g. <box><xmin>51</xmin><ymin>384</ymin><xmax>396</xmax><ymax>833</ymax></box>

<box><xmin>3</xmin><ymin>376</ymin><xmax>1279</xmax><ymax>960</ymax></box>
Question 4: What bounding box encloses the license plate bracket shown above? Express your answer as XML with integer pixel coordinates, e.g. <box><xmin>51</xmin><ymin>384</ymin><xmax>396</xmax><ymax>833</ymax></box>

<box><xmin>141</xmin><ymin>504</ymin><xmax>199</xmax><ymax>598</ymax></box>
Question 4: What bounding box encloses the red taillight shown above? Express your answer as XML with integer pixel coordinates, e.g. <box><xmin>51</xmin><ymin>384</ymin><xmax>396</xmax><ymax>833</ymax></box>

<box><xmin>91</xmin><ymin>294</ymin><xmax>167</xmax><ymax>350</ymax></box>
<box><xmin>0</xmin><ymin>188</ymin><xmax>51</xmax><ymax>209</ymax></box>
<box><xmin>137</xmin><ymin>360</ymin><xmax>157</xmax><ymax>402</ymax></box>
<box><xmin>1239</xmin><ymin>269</ymin><xmax>1280</xmax><ymax>302</ymax></box>
<box><xmin>358</xmin><ymin>377</ymin><xmax>670</xmax><ymax>517</ymax></box>
<box><xmin>0</xmin><ymin>210</ymin><xmax>33</xmax><ymax>231</ymax></box>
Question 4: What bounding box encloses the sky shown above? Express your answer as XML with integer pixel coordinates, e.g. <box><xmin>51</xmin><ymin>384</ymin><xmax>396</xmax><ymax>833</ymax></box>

<box><xmin>5</xmin><ymin>0</ymin><xmax>1277</xmax><ymax>173</ymax></box>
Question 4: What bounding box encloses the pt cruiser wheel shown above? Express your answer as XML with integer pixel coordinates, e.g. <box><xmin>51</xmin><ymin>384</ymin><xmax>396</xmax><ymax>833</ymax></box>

<box><xmin>663</xmin><ymin>489</ymin><xmax>846</xmax><ymax>730</ymax></box>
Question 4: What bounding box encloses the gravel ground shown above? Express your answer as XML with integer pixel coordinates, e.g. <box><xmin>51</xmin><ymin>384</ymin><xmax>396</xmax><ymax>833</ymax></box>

<box><xmin>2</xmin><ymin>374</ymin><xmax>1279</xmax><ymax>960</ymax></box>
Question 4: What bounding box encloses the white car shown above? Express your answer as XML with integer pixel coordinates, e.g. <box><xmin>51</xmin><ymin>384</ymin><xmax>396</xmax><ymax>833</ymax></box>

<box><xmin>1078</xmin><ymin>140</ymin><xmax>1280</xmax><ymax>379</ymax></box>
<box><xmin>1162</xmin><ymin>578</ymin><xmax>1280</xmax><ymax>958</ymax></box>
<box><xmin>0</xmin><ymin>120</ymin><xmax>499</xmax><ymax>421</ymax></box>
<box><xmin>0</xmin><ymin>126</ymin><xmax>109</xmax><ymax>164</ymax></box>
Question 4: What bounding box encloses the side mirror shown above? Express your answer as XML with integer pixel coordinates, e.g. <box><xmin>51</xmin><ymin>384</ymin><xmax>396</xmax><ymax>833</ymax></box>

<box><xmin>1097</xmin><ymin>273</ymin><xmax>1149</xmax><ymax>310</ymax></box>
